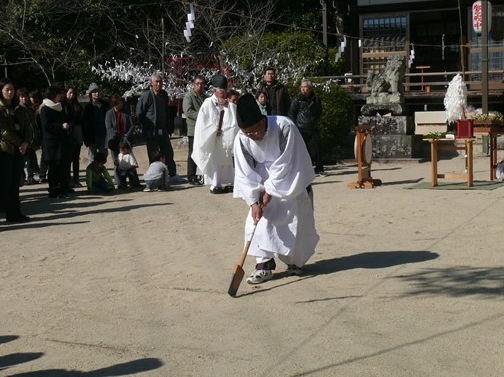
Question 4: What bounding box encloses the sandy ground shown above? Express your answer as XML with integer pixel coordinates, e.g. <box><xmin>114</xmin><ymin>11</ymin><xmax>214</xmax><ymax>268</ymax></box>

<box><xmin>1</xmin><ymin>138</ymin><xmax>504</xmax><ymax>377</ymax></box>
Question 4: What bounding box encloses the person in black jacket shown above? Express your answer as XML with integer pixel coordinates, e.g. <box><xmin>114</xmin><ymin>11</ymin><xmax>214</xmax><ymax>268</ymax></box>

<box><xmin>288</xmin><ymin>79</ymin><xmax>326</xmax><ymax>177</ymax></box>
<box><xmin>65</xmin><ymin>87</ymin><xmax>84</xmax><ymax>187</ymax></box>
<box><xmin>83</xmin><ymin>82</ymin><xmax>109</xmax><ymax>163</ymax></box>
<box><xmin>40</xmin><ymin>84</ymin><xmax>74</xmax><ymax>198</ymax></box>
<box><xmin>0</xmin><ymin>78</ymin><xmax>33</xmax><ymax>222</ymax></box>
<box><xmin>257</xmin><ymin>67</ymin><xmax>290</xmax><ymax>116</ymax></box>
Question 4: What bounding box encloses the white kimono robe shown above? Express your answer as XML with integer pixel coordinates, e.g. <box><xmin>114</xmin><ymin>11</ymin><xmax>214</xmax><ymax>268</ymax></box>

<box><xmin>191</xmin><ymin>95</ymin><xmax>238</xmax><ymax>187</ymax></box>
<box><xmin>233</xmin><ymin>116</ymin><xmax>320</xmax><ymax>267</ymax></box>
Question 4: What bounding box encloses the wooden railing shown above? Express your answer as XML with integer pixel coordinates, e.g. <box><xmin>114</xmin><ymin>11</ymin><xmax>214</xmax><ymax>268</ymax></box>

<box><xmin>317</xmin><ymin>70</ymin><xmax>504</xmax><ymax>94</ymax></box>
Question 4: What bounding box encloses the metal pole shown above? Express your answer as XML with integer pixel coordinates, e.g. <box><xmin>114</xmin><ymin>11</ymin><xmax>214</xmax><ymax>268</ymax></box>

<box><xmin>482</xmin><ymin>1</ymin><xmax>489</xmax><ymax>113</ymax></box>
<box><xmin>457</xmin><ymin>0</ymin><xmax>465</xmax><ymax>75</ymax></box>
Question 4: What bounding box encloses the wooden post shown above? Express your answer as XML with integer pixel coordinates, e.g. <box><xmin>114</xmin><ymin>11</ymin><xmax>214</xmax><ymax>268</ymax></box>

<box><xmin>467</xmin><ymin>140</ymin><xmax>474</xmax><ymax>187</ymax></box>
<box><xmin>430</xmin><ymin>139</ymin><xmax>438</xmax><ymax>186</ymax></box>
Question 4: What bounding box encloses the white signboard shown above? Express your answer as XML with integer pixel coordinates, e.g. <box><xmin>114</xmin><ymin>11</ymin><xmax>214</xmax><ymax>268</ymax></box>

<box><xmin>472</xmin><ymin>1</ymin><xmax>492</xmax><ymax>34</ymax></box>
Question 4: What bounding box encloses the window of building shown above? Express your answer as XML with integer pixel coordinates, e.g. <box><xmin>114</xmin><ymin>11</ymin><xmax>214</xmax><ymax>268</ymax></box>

<box><xmin>361</xmin><ymin>15</ymin><xmax>408</xmax><ymax>75</ymax></box>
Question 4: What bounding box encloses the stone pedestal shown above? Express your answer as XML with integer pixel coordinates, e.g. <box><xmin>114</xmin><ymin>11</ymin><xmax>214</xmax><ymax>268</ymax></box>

<box><xmin>360</xmin><ymin>55</ymin><xmax>422</xmax><ymax>159</ymax></box>
<box><xmin>358</xmin><ymin>115</ymin><xmax>423</xmax><ymax>159</ymax></box>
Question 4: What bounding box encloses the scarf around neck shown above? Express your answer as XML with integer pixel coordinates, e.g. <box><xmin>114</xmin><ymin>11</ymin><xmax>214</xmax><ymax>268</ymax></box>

<box><xmin>42</xmin><ymin>98</ymin><xmax>62</xmax><ymax>112</ymax></box>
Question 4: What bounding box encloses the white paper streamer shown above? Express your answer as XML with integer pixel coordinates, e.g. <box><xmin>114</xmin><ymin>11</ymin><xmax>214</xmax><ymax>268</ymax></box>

<box><xmin>444</xmin><ymin>73</ymin><xmax>467</xmax><ymax>122</ymax></box>
<box><xmin>184</xmin><ymin>3</ymin><xmax>195</xmax><ymax>43</ymax></box>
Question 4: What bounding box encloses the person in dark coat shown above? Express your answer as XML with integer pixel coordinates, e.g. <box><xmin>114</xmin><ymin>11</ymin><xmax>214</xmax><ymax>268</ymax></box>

<box><xmin>83</xmin><ymin>82</ymin><xmax>109</xmax><ymax>162</ymax></box>
<box><xmin>288</xmin><ymin>79</ymin><xmax>326</xmax><ymax>177</ymax></box>
<box><xmin>257</xmin><ymin>67</ymin><xmax>290</xmax><ymax>116</ymax></box>
<box><xmin>0</xmin><ymin>78</ymin><xmax>33</xmax><ymax>222</ymax></box>
<box><xmin>40</xmin><ymin>84</ymin><xmax>73</xmax><ymax>198</ymax></box>
<box><xmin>65</xmin><ymin>87</ymin><xmax>84</xmax><ymax>187</ymax></box>
<box><xmin>17</xmin><ymin>87</ymin><xmax>39</xmax><ymax>185</ymax></box>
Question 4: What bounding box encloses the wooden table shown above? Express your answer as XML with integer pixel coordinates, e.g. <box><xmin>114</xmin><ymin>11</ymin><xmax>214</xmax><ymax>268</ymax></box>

<box><xmin>473</xmin><ymin>124</ymin><xmax>504</xmax><ymax>180</ymax></box>
<box><xmin>425</xmin><ymin>138</ymin><xmax>474</xmax><ymax>187</ymax></box>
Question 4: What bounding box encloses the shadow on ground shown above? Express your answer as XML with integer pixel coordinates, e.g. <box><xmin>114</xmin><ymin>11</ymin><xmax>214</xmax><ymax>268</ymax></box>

<box><xmin>381</xmin><ymin>178</ymin><xmax>423</xmax><ymax>186</ymax></box>
<box><xmin>237</xmin><ymin>251</ymin><xmax>439</xmax><ymax>298</ymax></box>
<box><xmin>0</xmin><ymin>335</ymin><xmax>163</xmax><ymax>375</ymax></box>
<box><xmin>394</xmin><ymin>265</ymin><xmax>504</xmax><ymax>298</ymax></box>
<box><xmin>309</xmin><ymin>250</ymin><xmax>439</xmax><ymax>275</ymax></box>
<box><xmin>4</xmin><ymin>356</ymin><xmax>162</xmax><ymax>376</ymax></box>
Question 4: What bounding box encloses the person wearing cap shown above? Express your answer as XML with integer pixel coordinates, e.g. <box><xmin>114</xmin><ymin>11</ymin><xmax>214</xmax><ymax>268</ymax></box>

<box><xmin>233</xmin><ymin>93</ymin><xmax>319</xmax><ymax>284</ymax></box>
<box><xmin>191</xmin><ymin>73</ymin><xmax>238</xmax><ymax>194</ymax></box>
<box><xmin>83</xmin><ymin>82</ymin><xmax>109</xmax><ymax>162</ymax></box>
<box><xmin>136</xmin><ymin>73</ymin><xmax>185</xmax><ymax>183</ymax></box>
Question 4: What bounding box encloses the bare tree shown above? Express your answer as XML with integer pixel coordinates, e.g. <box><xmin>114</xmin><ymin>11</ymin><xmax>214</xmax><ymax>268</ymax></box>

<box><xmin>0</xmin><ymin>0</ymin><xmax>161</xmax><ymax>84</ymax></box>
<box><xmin>0</xmin><ymin>0</ymin><xmax>285</xmax><ymax>88</ymax></box>
<box><xmin>158</xmin><ymin>0</ymin><xmax>277</xmax><ymax>62</ymax></box>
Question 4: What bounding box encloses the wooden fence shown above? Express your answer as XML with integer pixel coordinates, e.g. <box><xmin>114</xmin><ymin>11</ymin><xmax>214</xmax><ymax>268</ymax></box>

<box><xmin>317</xmin><ymin>70</ymin><xmax>504</xmax><ymax>94</ymax></box>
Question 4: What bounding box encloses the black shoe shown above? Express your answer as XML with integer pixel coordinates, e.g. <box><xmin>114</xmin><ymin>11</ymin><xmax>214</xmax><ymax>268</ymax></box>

<box><xmin>209</xmin><ymin>186</ymin><xmax>224</xmax><ymax>194</ymax></box>
<box><xmin>6</xmin><ymin>214</ymin><xmax>30</xmax><ymax>223</ymax></box>
<box><xmin>63</xmin><ymin>187</ymin><xmax>75</xmax><ymax>193</ymax></box>
<box><xmin>223</xmin><ymin>185</ymin><xmax>234</xmax><ymax>193</ymax></box>
<box><xmin>188</xmin><ymin>176</ymin><xmax>204</xmax><ymax>186</ymax></box>
<box><xmin>39</xmin><ymin>178</ymin><xmax>48</xmax><ymax>183</ymax></box>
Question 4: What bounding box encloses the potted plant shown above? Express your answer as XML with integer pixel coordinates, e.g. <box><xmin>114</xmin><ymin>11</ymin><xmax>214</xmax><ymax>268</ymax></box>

<box><xmin>467</xmin><ymin>109</ymin><xmax>504</xmax><ymax>128</ymax></box>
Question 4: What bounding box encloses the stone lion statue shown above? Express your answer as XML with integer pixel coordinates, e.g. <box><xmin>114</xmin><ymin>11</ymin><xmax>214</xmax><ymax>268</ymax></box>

<box><xmin>366</xmin><ymin>55</ymin><xmax>405</xmax><ymax>104</ymax></box>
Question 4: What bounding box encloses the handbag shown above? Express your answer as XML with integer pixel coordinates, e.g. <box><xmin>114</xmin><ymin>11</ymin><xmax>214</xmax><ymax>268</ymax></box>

<box><xmin>108</xmin><ymin>133</ymin><xmax>121</xmax><ymax>150</ymax></box>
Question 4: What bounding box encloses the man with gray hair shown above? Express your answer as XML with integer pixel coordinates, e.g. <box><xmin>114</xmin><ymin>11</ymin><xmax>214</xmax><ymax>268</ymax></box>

<box><xmin>136</xmin><ymin>73</ymin><xmax>185</xmax><ymax>183</ymax></box>
<box><xmin>288</xmin><ymin>79</ymin><xmax>326</xmax><ymax>177</ymax></box>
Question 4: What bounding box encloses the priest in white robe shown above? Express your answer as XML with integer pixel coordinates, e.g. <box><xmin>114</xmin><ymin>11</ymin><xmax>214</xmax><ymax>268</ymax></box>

<box><xmin>191</xmin><ymin>73</ymin><xmax>238</xmax><ymax>194</ymax></box>
<box><xmin>233</xmin><ymin>93</ymin><xmax>320</xmax><ymax>284</ymax></box>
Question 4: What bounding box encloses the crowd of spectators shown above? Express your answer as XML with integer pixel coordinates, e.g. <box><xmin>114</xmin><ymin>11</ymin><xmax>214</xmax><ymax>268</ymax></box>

<box><xmin>0</xmin><ymin>67</ymin><xmax>326</xmax><ymax>223</ymax></box>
